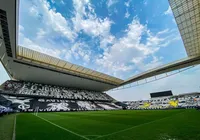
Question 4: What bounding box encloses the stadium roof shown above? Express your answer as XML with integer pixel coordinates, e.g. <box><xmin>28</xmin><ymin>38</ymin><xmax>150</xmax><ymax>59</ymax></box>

<box><xmin>0</xmin><ymin>0</ymin><xmax>200</xmax><ymax>91</ymax></box>
<box><xmin>16</xmin><ymin>46</ymin><xmax>123</xmax><ymax>85</ymax></box>
<box><xmin>121</xmin><ymin>55</ymin><xmax>200</xmax><ymax>86</ymax></box>
<box><xmin>169</xmin><ymin>0</ymin><xmax>200</xmax><ymax>57</ymax></box>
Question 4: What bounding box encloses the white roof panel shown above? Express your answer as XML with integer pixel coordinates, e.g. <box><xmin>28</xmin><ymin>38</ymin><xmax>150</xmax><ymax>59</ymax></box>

<box><xmin>169</xmin><ymin>0</ymin><xmax>200</xmax><ymax>57</ymax></box>
<box><xmin>16</xmin><ymin>46</ymin><xmax>124</xmax><ymax>85</ymax></box>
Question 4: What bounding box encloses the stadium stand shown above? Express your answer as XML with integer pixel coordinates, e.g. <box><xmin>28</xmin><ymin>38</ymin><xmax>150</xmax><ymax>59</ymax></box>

<box><xmin>0</xmin><ymin>105</ymin><xmax>13</xmax><ymax>116</ymax></box>
<box><xmin>124</xmin><ymin>93</ymin><xmax>200</xmax><ymax>110</ymax></box>
<box><xmin>0</xmin><ymin>80</ymin><xmax>122</xmax><ymax>113</ymax></box>
<box><xmin>1</xmin><ymin>80</ymin><xmax>113</xmax><ymax>101</ymax></box>
<box><xmin>1</xmin><ymin>80</ymin><xmax>199</xmax><ymax>114</ymax></box>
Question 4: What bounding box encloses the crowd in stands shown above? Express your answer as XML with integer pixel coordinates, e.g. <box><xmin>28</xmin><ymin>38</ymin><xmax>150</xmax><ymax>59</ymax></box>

<box><xmin>0</xmin><ymin>105</ymin><xmax>13</xmax><ymax>116</ymax></box>
<box><xmin>0</xmin><ymin>94</ymin><xmax>122</xmax><ymax>112</ymax></box>
<box><xmin>2</xmin><ymin>80</ymin><xmax>199</xmax><ymax>113</ymax></box>
<box><xmin>124</xmin><ymin>93</ymin><xmax>200</xmax><ymax>110</ymax></box>
<box><xmin>0</xmin><ymin>80</ymin><xmax>122</xmax><ymax>113</ymax></box>
<box><xmin>1</xmin><ymin>80</ymin><xmax>113</xmax><ymax>101</ymax></box>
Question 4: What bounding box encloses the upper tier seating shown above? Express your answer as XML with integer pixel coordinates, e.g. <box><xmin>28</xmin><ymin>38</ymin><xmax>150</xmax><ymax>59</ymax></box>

<box><xmin>1</xmin><ymin>80</ymin><xmax>113</xmax><ymax>101</ymax></box>
<box><xmin>0</xmin><ymin>80</ymin><xmax>122</xmax><ymax>113</ymax></box>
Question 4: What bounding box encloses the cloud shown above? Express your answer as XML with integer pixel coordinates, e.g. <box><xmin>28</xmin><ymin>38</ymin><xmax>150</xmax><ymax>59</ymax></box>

<box><xmin>29</xmin><ymin>5</ymin><xmax>40</xmax><ymax>17</ymax></box>
<box><xmin>72</xmin><ymin>0</ymin><xmax>113</xmax><ymax>37</ymax></box>
<box><xmin>19</xmin><ymin>28</ymin><xmax>62</xmax><ymax>58</ymax></box>
<box><xmin>124</xmin><ymin>0</ymin><xmax>131</xmax><ymax>7</ymax></box>
<box><xmin>19</xmin><ymin>25</ymin><xmax>24</xmax><ymax>32</ymax></box>
<box><xmin>20</xmin><ymin>0</ymin><xmax>109</xmax><ymax>66</ymax></box>
<box><xmin>144</xmin><ymin>0</ymin><xmax>148</xmax><ymax>6</ymax></box>
<box><xmin>65</xmin><ymin>42</ymin><xmax>91</xmax><ymax>64</ymax></box>
<box><xmin>157</xmin><ymin>29</ymin><xmax>169</xmax><ymax>35</ymax></box>
<box><xmin>164</xmin><ymin>6</ymin><xmax>172</xmax><ymax>15</ymax></box>
<box><xmin>95</xmin><ymin>18</ymin><xmax>179</xmax><ymax>78</ymax></box>
<box><xmin>21</xmin><ymin>37</ymin><xmax>62</xmax><ymax>59</ymax></box>
<box><xmin>125</xmin><ymin>10</ymin><xmax>130</xmax><ymax>18</ymax></box>
<box><xmin>96</xmin><ymin>18</ymin><xmax>148</xmax><ymax>77</ymax></box>
<box><xmin>60</xmin><ymin>0</ymin><xmax>65</xmax><ymax>5</ymax></box>
<box><xmin>107</xmin><ymin>0</ymin><xmax>118</xmax><ymax>8</ymax></box>
<box><xmin>36</xmin><ymin>28</ymin><xmax>46</xmax><ymax>39</ymax></box>
<box><xmin>29</xmin><ymin>0</ymin><xmax>76</xmax><ymax>41</ymax></box>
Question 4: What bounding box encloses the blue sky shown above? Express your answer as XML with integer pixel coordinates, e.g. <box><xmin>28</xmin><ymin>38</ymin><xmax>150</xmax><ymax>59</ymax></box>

<box><xmin>0</xmin><ymin>0</ymin><xmax>200</xmax><ymax>100</ymax></box>
<box><xmin>18</xmin><ymin>0</ymin><xmax>186</xmax><ymax>79</ymax></box>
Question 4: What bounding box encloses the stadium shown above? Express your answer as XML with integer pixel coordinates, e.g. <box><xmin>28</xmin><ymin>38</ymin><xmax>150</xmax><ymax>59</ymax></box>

<box><xmin>0</xmin><ymin>0</ymin><xmax>200</xmax><ymax>140</ymax></box>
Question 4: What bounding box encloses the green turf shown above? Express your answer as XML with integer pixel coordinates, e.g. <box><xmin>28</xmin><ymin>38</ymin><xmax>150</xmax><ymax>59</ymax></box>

<box><xmin>0</xmin><ymin>114</ymin><xmax>15</xmax><ymax>140</ymax></box>
<box><xmin>15</xmin><ymin>109</ymin><xmax>200</xmax><ymax>140</ymax></box>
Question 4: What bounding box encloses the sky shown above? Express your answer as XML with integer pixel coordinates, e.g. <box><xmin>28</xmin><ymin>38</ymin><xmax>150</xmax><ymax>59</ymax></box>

<box><xmin>0</xmin><ymin>0</ymin><xmax>200</xmax><ymax>100</ymax></box>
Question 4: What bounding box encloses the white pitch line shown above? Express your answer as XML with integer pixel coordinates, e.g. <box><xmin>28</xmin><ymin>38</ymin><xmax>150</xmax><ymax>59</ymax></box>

<box><xmin>34</xmin><ymin>114</ymin><xmax>89</xmax><ymax>140</ymax></box>
<box><xmin>84</xmin><ymin>135</ymin><xmax>101</xmax><ymax>137</ymax></box>
<box><xmin>12</xmin><ymin>114</ymin><xmax>16</xmax><ymax>140</ymax></box>
<box><xmin>93</xmin><ymin>111</ymin><xmax>186</xmax><ymax>139</ymax></box>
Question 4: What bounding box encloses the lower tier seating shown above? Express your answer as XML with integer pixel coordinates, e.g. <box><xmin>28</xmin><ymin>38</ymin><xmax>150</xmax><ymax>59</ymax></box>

<box><xmin>124</xmin><ymin>93</ymin><xmax>200</xmax><ymax>109</ymax></box>
<box><xmin>0</xmin><ymin>94</ymin><xmax>122</xmax><ymax>113</ymax></box>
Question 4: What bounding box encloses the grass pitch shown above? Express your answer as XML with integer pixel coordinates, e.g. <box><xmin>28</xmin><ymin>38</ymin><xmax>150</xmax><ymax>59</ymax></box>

<box><xmin>0</xmin><ymin>114</ymin><xmax>15</xmax><ymax>140</ymax></box>
<box><xmin>1</xmin><ymin>109</ymin><xmax>200</xmax><ymax>140</ymax></box>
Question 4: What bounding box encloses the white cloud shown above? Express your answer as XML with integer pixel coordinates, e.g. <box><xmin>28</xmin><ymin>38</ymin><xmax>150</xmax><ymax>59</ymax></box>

<box><xmin>29</xmin><ymin>5</ymin><xmax>40</xmax><ymax>17</ymax></box>
<box><xmin>96</xmin><ymin>18</ymin><xmax>150</xmax><ymax>77</ymax></box>
<box><xmin>65</xmin><ymin>42</ymin><xmax>91</xmax><ymax>64</ymax></box>
<box><xmin>60</xmin><ymin>0</ymin><xmax>65</xmax><ymax>5</ymax></box>
<box><xmin>164</xmin><ymin>6</ymin><xmax>172</xmax><ymax>15</ymax></box>
<box><xmin>150</xmin><ymin>28</ymin><xmax>181</xmax><ymax>48</ymax></box>
<box><xmin>159</xmin><ymin>36</ymin><xmax>180</xmax><ymax>47</ymax></box>
<box><xmin>157</xmin><ymin>29</ymin><xmax>169</xmax><ymax>35</ymax></box>
<box><xmin>124</xmin><ymin>0</ymin><xmax>131</xmax><ymax>7</ymax></box>
<box><xmin>19</xmin><ymin>29</ymin><xmax>62</xmax><ymax>58</ymax></box>
<box><xmin>19</xmin><ymin>25</ymin><xmax>24</xmax><ymax>32</ymax></box>
<box><xmin>107</xmin><ymin>0</ymin><xmax>118</xmax><ymax>8</ymax></box>
<box><xmin>135</xmin><ymin>56</ymin><xmax>163</xmax><ymax>71</ymax></box>
<box><xmin>71</xmin><ymin>0</ymin><xmax>115</xmax><ymax>64</ymax></box>
<box><xmin>125</xmin><ymin>9</ymin><xmax>130</xmax><ymax>18</ymax></box>
<box><xmin>144</xmin><ymin>0</ymin><xmax>148</xmax><ymax>6</ymax></box>
<box><xmin>22</xmin><ymin>37</ymin><xmax>61</xmax><ymax>58</ymax></box>
<box><xmin>29</xmin><ymin>0</ymin><xmax>76</xmax><ymax>41</ymax></box>
<box><xmin>99</xmin><ymin>34</ymin><xmax>115</xmax><ymax>50</ymax></box>
<box><xmin>20</xmin><ymin>0</ymin><xmax>97</xmax><ymax>65</ymax></box>
<box><xmin>72</xmin><ymin>0</ymin><xmax>113</xmax><ymax>37</ymax></box>
<box><xmin>36</xmin><ymin>28</ymin><xmax>46</xmax><ymax>39</ymax></box>
<box><xmin>95</xmin><ymin>18</ymin><xmax>180</xmax><ymax>78</ymax></box>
